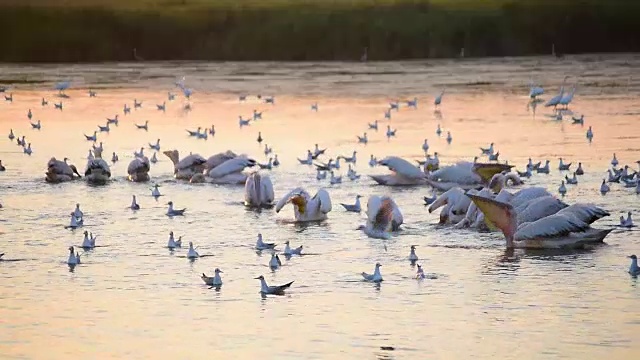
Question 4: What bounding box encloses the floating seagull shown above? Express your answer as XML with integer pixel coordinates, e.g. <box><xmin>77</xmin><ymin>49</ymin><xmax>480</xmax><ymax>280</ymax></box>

<box><xmin>0</xmin><ymin>160</ymin><xmax>5</xmax><ymax>172</ymax></box>
<box><xmin>446</xmin><ymin>131</ymin><xmax>452</xmax><ymax>144</ymax></box>
<box><xmin>149</xmin><ymin>139</ymin><xmax>161</xmax><ymax>151</ymax></box>
<box><xmin>27</xmin><ymin>109</ymin><xmax>32</xmax><ymax>120</ymax></box>
<box><xmin>23</xmin><ymin>143</ymin><xmax>32</xmax><ymax>155</ymax></box>
<box><xmin>575</xmin><ymin>162</ymin><xmax>584</xmax><ymax>175</ymax></box>
<box><xmin>384</xmin><ymin>109</ymin><xmax>391</xmax><ymax>120</ymax></box>
<box><xmin>89</xmin><ymin>89</ymin><xmax>97</xmax><ymax>97</ymax></box>
<box><xmin>586</xmin><ymin>126</ymin><xmax>593</xmax><ymax>141</ymax></box>
<box><xmin>436</xmin><ymin>124</ymin><xmax>442</xmax><ymax>136</ymax></box>
<box><xmin>369</xmin><ymin>155</ymin><xmax>377</xmax><ymax>167</ymax></box>
<box><xmin>434</xmin><ymin>90</ymin><xmax>445</xmax><ymax>108</ymax></box>
<box><xmin>54</xmin><ymin>101</ymin><xmax>63</xmax><ymax>110</ymax></box>
<box><xmin>255</xmin><ymin>233</ymin><xmax>276</xmax><ymax>250</ymax></box>
<box><xmin>134</xmin><ymin>99</ymin><xmax>142</xmax><ymax>108</ymax></box>
<box><xmin>488</xmin><ymin>152</ymin><xmax>500</xmax><ymax>162</ymax></box>
<box><xmin>362</xmin><ymin>263</ymin><xmax>383</xmax><ymax>283</ymax></box>
<box><xmin>422</xmin><ymin>139</ymin><xmax>429</xmax><ymax>153</ymax></box>
<box><xmin>167</xmin><ymin>231</ymin><xmax>182</xmax><ymax>249</ymax></box>
<box><xmin>386</xmin><ymin>125</ymin><xmax>397</xmax><ymax>138</ymax></box>
<box><xmin>537</xmin><ymin>160</ymin><xmax>550</xmax><ymax>174</ymax></box>
<box><xmin>311</xmin><ymin>103</ymin><xmax>318</xmax><ymax>112</ymax></box>
<box><xmin>254</xmin><ymin>275</ymin><xmax>293</xmax><ymax>296</ymax></box>
<box><xmin>187</xmin><ymin>242</ymin><xmax>199</xmax><ymax>259</ymax></box>
<box><xmin>558</xmin><ymin>180</ymin><xmax>567</xmax><ymax>196</ymax></box>
<box><xmin>423</xmin><ymin>192</ymin><xmax>437</xmax><ymax>205</ymax></box>
<box><xmin>135</xmin><ymin>121</ymin><xmax>149</xmax><ymax>131</ymax></box>
<box><xmin>357</xmin><ymin>133</ymin><xmax>368</xmax><ymax>144</ymax></box>
<box><xmin>157</xmin><ymin>102</ymin><xmax>166</xmax><ymax>111</ymax></box>
<box><xmin>134</xmin><ymin>148</ymin><xmax>144</xmax><ymax>158</ymax></box>
<box><xmin>84</xmin><ymin>131</ymin><xmax>97</xmax><ymax>142</ymax></box>
<box><xmin>284</xmin><ymin>240</ymin><xmax>303</xmax><ymax>256</ymax></box>
<box><xmin>269</xmin><ymin>253</ymin><xmax>282</xmax><ymax>270</ymax></box>
<box><xmin>316</xmin><ymin>169</ymin><xmax>327</xmax><ymax>180</ymax></box>
<box><xmin>629</xmin><ymin>255</ymin><xmax>640</xmax><ymax>276</ymax></box>
<box><xmin>123</xmin><ymin>104</ymin><xmax>131</xmax><ymax>115</ymax></box>
<box><xmin>67</xmin><ymin>246</ymin><xmax>79</xmax><ymax>266</ymax></box>
<box><xmin>201</xmin><ymin>269</ymin><xmax>223</xmax><ymax>287</ymax></box>
<box><xmin>130</xmin><ymin>195</ymin><xmax>140</xmax><ymax>210</ymax></box>
<box><xmin>151</xmin><ymin>184</ymin><xmax>161</xmax><ymax>197</ymax></box>
<box><xmin>4</xmin><ymin>93</ymin><xmax>13</xmax><ymax>102</ymax></box>
<box><xmin>406</xmin><ymin>97</ymin><xmax>418</xmax><ymax>108</ymax></box>
<box><xmin>416</xmin><ymin>264</ymin><xmax>426</xmax><ymax>279</ymax></box>
<box><xmin>41</xmin><ymin>98</ymin><xmax>48</xmax><ymax>106</ymax></box>
<box><xmin>253</xmin><ymin>109</ymin><xmax>262</xmax><ymax>120</ymax></box>
<box><xmin>330</xmin><ymin>171</ymin><xmax>342</xmax><ymax>184</ymax></box>
<box><xmin>611</xmin><ymin>153</ymin><xmax>619</xmax><ymax>167</ymax></box>
<box><xmin>81</xmin><ymin>230</ymin><xmax>95</xmax><ymax>249</ymax></box>
<box><xmin>340</xmin><ymin>195</ymin><xmax>362</xmax><ymax>212</ymax></box>
<box><xmin>409</xmin><ymin>245</ymin><xmax>419</xmax><ymax>263</ymax></box>
<box><xmin>273</xmin><ymin>155</ymin><xmax>280</xmax><ymax>167</ymax></box>
<box><xmin>150</xmin><ymin>152</ymin><xmax>158</xmax><ymax>164</ymax></box>
<box><xmin>558</xmin><ymin>158</ymin><xmax>571</xmax><ymax>170</ymax></box>
<box><xmin>8</xmin><ymin>129</ymin><xmax>14</xmax><ymax>140</ymax></box>
<box><xmin>620</xmin><ymin>211</ymin><xmax>633</xmax><ymax>228</ymax></box>
<box><xmin>73</xmin><ymin>204</ymin><xmax>84</xmax><ymax>219</ymax></box>
<box><xmin>565</xmin><ymin>172</ymin><xmax>578</xmax><ymax>185</ymax></box>
<box><xmin>239</xmin><ymin>116</ymin><xmax>251</xmax><ymax>127</ymax></box>
<box><xmin>480</xmin><ymin>143</ymin><xmax>494</xmax><ymax>155</ymax></box>
<box><xmin>166</xmin><ymin>201</ymin><xmax>186</xmax><ymax>216</ymax></box>
<box><xmin>368</xmin><ymin>120</ymin><xmax>378</xmax><ymax>130</ymax></box>
<box><xmin>600</xmin><ymin>179</ymin><xmax>610</xmax><ymax>195</ymax></box>
<box><xmin>572</xmin><ymin>115</ymin><xmax>584</xmax><ymax>124</ymax></box>
<box><xmin>98</xmin><ymin>122</ymin><xmax>110</xmax><ymax>133</ymax></box>
<box><xmin>257</xmin><ymin>132</ymin><xmax>263</xmax><ymax>144</ymax></box>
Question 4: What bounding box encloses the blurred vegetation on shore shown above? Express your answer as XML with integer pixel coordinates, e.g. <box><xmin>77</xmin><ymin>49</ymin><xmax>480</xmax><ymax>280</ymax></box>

<box><xmin>0</xmin><ymin>0</ymin><xmax>637</xmax><ymax>62</ymax></box>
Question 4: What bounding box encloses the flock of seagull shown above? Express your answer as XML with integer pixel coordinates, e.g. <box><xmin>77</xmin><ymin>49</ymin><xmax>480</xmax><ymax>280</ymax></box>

<box><xmin>1</xmin><ymin>75</ymin><xmax>639</xmax><ymax>296</ymax></box>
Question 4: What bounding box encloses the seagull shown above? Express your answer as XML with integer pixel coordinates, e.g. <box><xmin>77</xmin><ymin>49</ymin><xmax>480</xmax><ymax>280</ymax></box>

<box><xmin>416</xmin><ymin>264</ymin><xmax>426</xmax><ymax>279</ymax></box>
<box><xmin>423</xmin><ymin>192</ymin><xmax>437</xmax><ymax>205</ymax></box>
<box><xmin>151</xmin><ymin>184</ymin><xmax>161</xmax><ymax>197</ymax></box>
<box><xmin>84</xmin><ymin>131</ymin><xmax>97</xmax><ymax>142</ymax></box>
<box><xmin>54</xmin><ymin>101</ymin><xmax>63</xmax><ymax>110</ymax></box>
<box><xmin>629</xmin><ymin>255</ymin><xmax>640</xmax><ymax>276</ymax></box>
<box><xmin>123</xmin><ymin>104</ymin><xmax>131</xmax><ymax>114</ymax></box>
<box><xmin>434</xmin><ymin>90</ymin><xmax>445</xmax><ymax>108</ymax></box>
<box><xmin>558</xmin><ymin>180</ymin><xmax>567</xmax><ymax>196</ymax></box>
<box><xmin>73</xmin><ymin>203</ymin><xmax>84</xmax><ymax>219</ymax></box>
<box><xmin>357</xmin><ymin>133</ymin><xmax>368</xmax><ymax>144</ymax></box>
<box><xmin>406</xmin><ymin>97</ymin><xmax>418</xmax><ymax>108</ymax></box>
<box><xmin>81</xmin><ymin>230</ymin><xmax>95</xmax><ymax>249</ymax></box>
<box><xmin>253</xmin><ymin>109</ymin><xmax>262</xmax><ymax>120</ymax></box>
<box><xmin>436</xmin><ymin>124</ymin><xmax>442</xmax><ymax>136</ymax></box>
<box><xmin>446</xmin><ymin>131</ymin><xmax>453</xmax><ymax>144</ymax></box>
<box><xmin>67</xmin><ymin>246</ymin><xmax>79</xmax><ymax>266</ymax></box>
<box><xmin>167</xmin><ymin>231</ymin><xmax>182</xmax><ymax>249</ymax></box>
<box><xmin>316</xmin><ymin>169</ymin><xmax>327</xmax><ymax>180</ymax></box>
<box><xmin>89</xmin><ymin>89</ymin><xmax>97</xmax><ymax>97</ymax></box>
<box><xmin>130</xmin><ymin>195</ymin><xmax>140</xmax><ymax>210</ymax></box>
<box><xmin>149</xmin><ymin>139</ymin><xmax>161</xmax><ymax>151</ymax></box>
<box><xmin>422</xmin><ymin>139</ymin><xmax>429</xmax><ymax>153</ymax></box>
<box><xmin>41</xmin><ymin>98</ymin><xmax>48</xmax><ymax>107</ymax></box>
<box><xmin>620</xmin><ymin>211</ymin><xmax>633</xmax><ymax>228</ymax></box>
<box><xmin>565</xmin><ymin>172</ymin><xmax>578</xmax><ymax>185</ymax></box>
<box><xmin>330</xmin><ymin>171</ymin><xmax>342</xmax><ymax>184</ymax></box>
<box><xmin>362</xmin><ymin>263</ymin><xmax>383</xmax><ymax>283</ymax></box>
<box><xmin>187</xmin><ymin>242</ymin><xmax>199</xmax><ymax>259</ymax></box>
<box><xmin>575</xmin><ymin>162</ymin><xmax>584</xmax><ymax>175</ymax></box>
<box><xmin>27</xmin><ymin>109</ymin><xmax>32</xmax><ymax>120</ymax></box>
<box><xmin>157</xmin><ymin>102</ymin><xmax>166</xmax><ymax>111</ymax></box>
<box><xmin>273</xmin><ymin>155</ymin><xmax>280</xmax><ymax>167</ymax></box>
<box><xmin>409</xmin><ymin>245</ymin><xmax>419</xmax><ymax>263</ymax></box>
<box><xmin>368</xmin><ymin>120</ymin><xmax>378</xmax><ymax>130</ymax></box>
<box><xmin>284</xmin><ymin>241</ymin><xmax>303</xmax><ymax>256</ymax></box>
<box><xmin>611</xmin><ymin>153</ymin><xmax>619</xmax><ymax>167</ymax></box>
<box><xmin>255</xmin><ymin>233</ymin><xmax>276</xmax><ymax>250</ymax></box>
<box><xmin>600</xmin><ymin>179</ymin><xmax>610</xmax><ymax>195</ymax></box>
<box><xmin>166</xmin><ymin>201</ymin><xmax>186</xmax><ymax>216</ymax></box>
<box><xmin>254</xmin><ymin>275</ymin><xmax>293</xmax><ymax>295</ymax></box>
<box><xmin>23</xmin><ymin>143</ymin><xmax>32</xmax><ymax>155</ymax></box>
<box><xmin>239</xmin><ymin>116</ymin><xmax>251</xmax><ymax>127</ymax></box>
<box><xmin>340</xmin><ymin>195</ymin><xmax>362</xmax><ymax>212</ymax></box>
<box><xmin>134</xmin><ymin>99</ymin><xmax>142</xmax><ymax>108</ymax></box>
<box><xmin>369</xmin><ymin>155</ymin><xmax>377</xmax><ymax>167</ymax></box>
<box><xmin>269</xmin><ymin>253</ymin><xmax>282</xmax><ymax>270</ymax></box>
<box><xmin>68</xmin><ymin>213</ymin><xmax>83</xmax><ymax>229</ymax></box>
<box><xmin>257</xmin><ymin>132</ymin><xmax>263</xmax><ymax>144</ymax></box>
<box><xmin>311</xmin><ymin>103</ymin><xmax>318</xmax><ymax>112</ymax></box>
<box><xmin>586</xmin><ymin>126</ymin><xmax>593</xmax><ymax>141</ymax></box>
<box><xmin>201</xmin><ymin>269</ymin><xmax>223</xmax><ymax>287</ymax></box>
<box><xmin>386</xmin><ymin>125</ymin><xmax>397</xmax><ymax>138</ymax></box>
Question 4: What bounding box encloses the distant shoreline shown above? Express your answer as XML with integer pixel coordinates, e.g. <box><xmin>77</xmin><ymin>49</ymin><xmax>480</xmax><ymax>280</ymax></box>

<box><xmin>1</xmin><ymin>0</ymin><xmax>638</xmax><ymax>63</ymax></box>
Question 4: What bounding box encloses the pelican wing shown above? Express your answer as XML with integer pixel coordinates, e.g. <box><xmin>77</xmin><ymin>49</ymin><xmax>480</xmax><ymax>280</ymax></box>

<box><xmin>177</xmin><ymin>153</ymin><xmax>206</xmax><ymax>170</ymax></box>
<box><xmin>379</xmin><ymin>156</ymin><xmax>425</xmax><ymax>179</ymax></box>
<box><xmin>261</xmin><ymin>174</ymin><xmax>275</xmax><ymax>203</ymax></box>
<box><xmin>514</xmin><ymin>196</ymin><xmax>567</xmax><ymax>225</ymax></box>
<box><xmin>508</xmin><ymin>187</ymin><xmax>551</xmax><ymax>208</ymax></box>
<box><xmin>472</xmin><ymin>163</ymin><xmax>514</xmax><ymax>183</ymax></box>
<box><xmin>515</xmin><ymin>214</ymin><xmax>589</xmax><ymax>240</ymax></box>
<box><xmin>275</xmin><ymin>187</ymin><xmax>308</xmax><ymax>213</ymax></box>
<box><xmin>556</xmin><ymin>204</ymin><xmax>610</xmax><ymax>224</ymax></box>
<box><xmin>244</xmin><ymin>172</ymin><xmax>275</xmax><ymax>206</ymax></box>
<box><xmin>205</xmin><ymin>151</ymin><xmax>238</xmax><ymax>170</ymax></box>
<box><xmin>430</xmin><ymin>162</ymin><xmax>481</xmax><ymax>184</ymax></box>
<box><xmin>368</xmin><ymin>196</ymin><xmax>394</xmax><ymax>232</ymax></box>
<box><xmin>209</xmin><ymin>157</ymin><xmax>255</xmax><ymax>178</ymax></box>
<box><xmin>313</xmin><ymin>189</ymin><xmax>332</xmax><ymax>214</ymax></box>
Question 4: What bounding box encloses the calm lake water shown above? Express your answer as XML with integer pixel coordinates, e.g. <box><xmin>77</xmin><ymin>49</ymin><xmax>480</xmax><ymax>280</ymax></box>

<box><xmin>1</xmin><ymin>54</ymin><xmax>640</xmax><ymax>359</ymax></box>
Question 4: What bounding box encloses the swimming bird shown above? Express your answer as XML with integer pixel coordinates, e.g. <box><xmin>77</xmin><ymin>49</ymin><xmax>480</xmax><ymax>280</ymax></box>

<box><xmin>558</xmin><ymin>180</ymin><xmax>567</xmax><ymax>196</ymax></box>
<box><xmin>23</xmin><ymin>143</ymin><xmax>32</xmax><ymax>155</ymax></box>
<box><xmin>330</xmin><ymin>171</ymin><xmax>342</xmax><ymax>184</ymax></box>
<box><xmin>73</xmin><ymin>203</ymin><xmax>83</xmax><ymax>219</ymax></box>
<box><xmin>41</xmin><ymin>98</ymin><xmax>48</xmax><ymax>107</ymax></box>
<box><xmin>446</xmin><ymin>131</ymin><xmax>453</xmax><ymax>144</ymax></box>
<box><xmin>368</xmin><ymin>120</ymin><xmax>378</xmax><ymax>130</ymax></box>
<box><xmin>54</xmin><ymin>101</ymin><xmax>63</xmax><ymax>110</ymax></box>
<box><xmin>263</xmin><ymin>144</ymin><xmax>272</xmax><ymax>156</ymax></box>
<box><xmin>157</xmin><ymin>102</ymin><xmax>166</xmax><ymax>111</ymax></box>
<box><xmin>628</xmin><ymin>255</ymin><xmax>640</xmax><ymax>276</ymax></box>
<box><xmin>126</xmin><ymin>157</ymin><xmax>150</xmax><ymax>182</ymax></box>
<box><xmin>357</xmin><ymin>132</ymin><xmax>368</xmax><ymax>144</ymax></box>
<box><xmin>575</xmin><ymin>162</ymin><xmax>584</xmax><ymax>175</ymax></box>
<box><xmin>436</xmin><ymin>124</ymin><xmax>442</xmax><ymax>136</ymax></box>
<box><xmin>409</xmin><ymin>245</ymin><xmax>419</xmax><ymax>263</ymax></box>
<box><xmin>275</xmin><ymin>188</ymin><xmax>332</xmax><ymax>222</ymax></box>
<box><xmin>529</xmin><ymin>81</ymin><xmax>544</xmax><ymax>98</ymax></box>
<box><xmin>273</xmin><ymin>155</ymin><xmax>280</xmax><ymax>167</ymax></box>
<box><xmin>4</xmin><ymin>93</ymin><xmax>13</xmax><ymax>102</ymax></box>
<box><xmin>269</xmin><ymin>253</ymin><xmax>282</xmax><ymax>270</ymax></box>
<box><xmin>422</xmin><ymin>139</ymin><xmax>429</xmax><ymax>153</ymax></box>
<box><xmin>298</xmin><ymin>150</ymin><xmax>314</xmax><ymax>165</ymax></box>
<box><xmin>45</xmin><ymin>157</ymin><xmax>82</xmax><ymax>183</ymax></box>
<box><xmin>67</xmin><ymin>246</ymin><xmax>79</xmax><ymax>266</ymax></box>
<box><xmin>0</xmin><ymin>160</ymin><xmax>5</xmax><ymax>172</ymax></box>
<box><xmin>27</xmin><ymin>109</ymin><xmax>32</xmax><ymax>120</ymax></box>
<box><xmin>586</xmin><ymin>126</ymin><xmax>593</xmax><ymax>141</ymax></box>
<box><xmin>316</xmin><ymin>169</ymin><xmax>327</xmax><ymax>180</ymax></box>
<box><xmin>559</xmin><ymin>85</ymin><xmax>576</xmax><ymax>109</ymax></box>
<box><xmin>85</xmin><ymin>154</ymin><xmax>112</xmax><ymax>184</ymax></box>
<box><xmin>467</xmin><ymin>193</ymin><xmax>612</xmax><ymax>249</ymax></box>
<box><xmin>166</xmin><ymin>201</ymin><xmax>186</xmax><ymax>216</ymax></box>
<box><xmin>600</xmin><ymin>179</ymin><xmax>610</xmax><ymax>195</ymax></box>
<box><xmin>342</xmin><ymin>151</ymin><xmax>357</xmax><ymax>164</ymax></box>
<box><xmin>488</xmin><ymin>152</ymin><xmax>500</xmax><ymax>162</ymax></box>
<box><xmin>134</xmin><ymin>99</ymin><xmax>142</xmax><ymax>108</ymax></box>
<box><xmin>341</xmin><ymin>195</ymin><xmax>363</xmax><ymax>212</ymax></box>
<box><xmin>620</xmin><ymin>211</ymin><xmax>633</xmax><ymax>228</ymax></box>
<box><xmin>257</xmin><ymin>132</ymin><xmax>263</xmax><ymax>144</ymax></box>
<box><xmin>187</xmin><ymin>242</ymin><xmax>199</xmax><ymax>259</ymax></box>
<box><xmin>239</xmin><ymin>116</ymin><xmax>251</xmax><ymax>127</ymax></box>
<box><xmin>369</xmin><ymin>155</ymin><xmax>377</xmax><ymax>167</ymax></box>
<box><xmin>480</xmin><ymin>143</ymin><xmax>495</xmax><ymax>156</ymax></box>
<box><xmin>8</xmin><ymin>129</ymin><xmax>14</xmax><ymax>140</ymax></box>
<box><xmin>151</xmin><ymin>184</ymin><xmax>161</xmax><ymax>198</ymax></box>
<box><xmin>162</xmin><ymin>150</ymin><xmax>207</xmax><ymax>180</ymax></box>
<box><xmin>150</xmin><ymin>152</ymin><xmax>158</xmax><ymax>164</ymax></box>
<box><xmin>434</xmin><ymin>90</ymin><xmax>445</xmax><ymax>108</ymax></box>
<box><xmin>16</xmin><ymin>135</ymin><xmax>25</xmax><ymax>147</ymax></box>
<box><xmin>130</xmin><ymin>195</ymin><xmax>140</xmax><ymax>210</ymax></box>
<box><xmin>386</xmin><ymin>125</ymin><xmax>397</xmax><ymax>138</ymax></box>
<box><xmin>264</xmin><ymin>96</ymin><xmax>275</xmax><ymax>104</ymax></box>
<box><xmin>186</xmin><ymin>127</ymin><xmax>201</xmax><ymax>137</ymax></box>
<box><xmin>370</xmin><ymin>156</ymin><xmax>428</xmax><ymax>186</ymax></box>
<box><xmin>89</xmin><ymin>89</ymin><xmax>97</xmax><ymax>97</ymax></box>
<box><xmin>98</xmin><ymin>122</ymin><xmax>111</xmax><ymax>133</ymax></box>
<box><xmin>423</xmin><ymin>192</ymin><xmax>437</xmax><ymax>205</ymax></box>
<box><xmin>29</xmin><ymin>119</ymin><xmax>41</xmax><ymax>130</ymax></box>
<box><xmin>362</xmin><ymin>263</ymin><xmax>383</xmax><ymax>283</ymax></box>
<box><xmin>558</xmin><ymin>158</ymin><xmax>571</xmax><ymax>171</ymax></box>
<box><xmin>244</xmin><ymin>172</ymin><xmax>275</xmax><ymax>208</ymax></box>
<box><xmin>208</xmin><ymin>125</ymin><xmax>216</xmax><ymax>136</ymax></box>
<box><xmin>313</xmin><ymin>144</ymin><xmax>326</xmax><ymax>159</ymax></box>
<box><xmin>284</xmin><ymin>241</ymin><xmax>303</xmax><ymax>256</ymax></box>
<box><xmin>565</xmin><ymin>172</ymin><xmax>578</xmax><ymax>185</ymax></box>
<box><xmin>68</xmin><ymin>213</ymin><xmax>83</xmax><ymax>229</ymax></box>
<box><xmin>81</xmin><ymin>231</ymin><xmax>95</xmax><ymax>249</ymax></box>
<box><xmin>536</xmin><ymin>160</ymin><xmax>550</xmax><ymax>174</ymax></box>
<box><xmin>255</xmin><ymin>233</ymin><xmax>276</xmax><ymax>251</ymax></box>
<box><xmin>384</xmin><ymin>108</ymin><xmax>391</xmax><ymax>120</ymax></box>
<box><xmin>84</xmin><ymin>131</ymin><xmax>97</xmax><ymax>142</ymax></box>
<box><xmin>416</xmin><ymin>264</ymin><xmax>426</xmax><ymax>279</ymax></box>
<box><xmin>311</xmin><ymin>102</ymin><xmax>318</xmax><ymax>112</ymax></box>
<box><xmin>201</xmin><ymin>269</ymin><xmax>223</xmax><ymax>287</ymax></box>
<box><xmin>572</xmin><ymin>115</ymin><xmax>584</xmax><ymax>124</ymax></box>
<box><xmin>389</xmin><ymin>101</ymin><xmax>399</xmax><ymax>111</ymax></box>
<box><xmin>123</xmin><ymin>103</ymin><xmax>131</xmax><ymax>115</ymax></box>
<box><xmin>145</xmin><ymin>139</ymin><xmax>160</xmax><ymax>152</ymax></box>
<box><xmin>167</xmin><ymin>231</ymin><xmax>182</xmax><ymax>249</ymax></box>
<box><xmin>357</xmin><ymin>195</ymin><xmax>403</xmax><ymax>239</ymax></box>
<box><xmin>406</xmin><ymin>97</ymin><xmax>418</xmax><ymax>108</ymax></box>
<box><xmin>611</xmin><ymin>153</ymin><xmax>619</xmax><ymax>167</ymax></box>
<box><xmin>254</xmin><ymin>275</ymin><xmax>293</xmax><ymax>296</ymax></box>
<box><xmin>544</xmin><ymin>77</ymin><xmax>568</xmax><ymax>109</ymax></box>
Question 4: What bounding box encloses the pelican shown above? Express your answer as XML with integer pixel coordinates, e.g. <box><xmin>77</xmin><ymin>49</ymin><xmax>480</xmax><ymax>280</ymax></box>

<box><xmin>204</xmin><ymin>156</ymin><xmax>257</xmax><ymax>184</ymax></box>
<box><xmin>255</xmin><ymin>275</ymin><xmax>293</xmax><ymax>295</ymax></box>
<box><xmin>126</xmin><ymin>157</ymin><xmax>150</xmax><ymax>182</ymax></box>
<box><xmin>629</xmin><ymin>255</ymin><xmax>640</xmax><ymax>276</ymax></box>
<box><xmin>620</xmin><ymin>212</ymin><xmax>633</xmax><ymax>228</ymax></box>
<box><xmin>269</xmin><ymin>253</ymin><xmax>282</xmax><ymax>270</ymax></box>
<box><xmin>275</xmin><ymin>188</ymin><xmax>332</xmax><ymax>222</ymax></box>
<box><xmin>0</xmin><ymin>160</ymin><xmax>4</xmax><ymax>171</ymax></box>
<box><xmin>370</xmin><ymin>156</ymin><xmax>427</xmax><ymax>186</ymax></box>
<box><xmin>284</xmin><ymin>241</ymin><xmax>303</xmax><ymax>256</ymax></box>
<box><xmin>468</xmin><ymin>194</ymin><xmax>612</xmax><ymax>249</ymax></box>
<box><xmin>362</xmin><ymin>263</ymin><xmax>383</xmax><ymax>282</ymax></box>
<box><xmin>244</xmin><ymin>172</ymin><xmax>274</xmax><ymax>208</ymax></box>
<box><xmin>84</xmin><ymin>154</ymin><xmax>111</xmax><ymax>185</ymax></box>
<box><xmin>166</xmin><ymin>201</ymin><xmax>186</xmax><ymax>216</ymax></box>
<box><xmin>357</xmin><ymin>195</ymin><xmax>403</xmax><ymax>239</ymax></box>
<box><xmin>163</xmin><ymin>150</ymin><xmax>207</xmax><ymax>180</ymax></box>
<box><xmin>45</xmin><ymin>157</ymin><xmax>82</xmax><ymax>183</ymax></box>
<box><xmin>428</xmin><ymin>187</ymin><xmax>472</xmax><ymax>224</ymax></box>
<box><xmin>201</xmin><ymin>269</ymin><xmax>223</xmax><ymax>287</ymax></box>
<box><xmin>187</xmin><ymin>242</ymin><xmax>199</xmax><ymax>259</ymax></box>
<box><xmin>67</xmin><ymin>246</ymin><xmax>79</xmax><ymax>266</ymax></box>
<box><xmin>340</xmin><ymin>195</ymin><xmax>363</xmax><ymax>212</ymax></box>
<box><xmin>357</xmin><ymin>133</ymin><xmax>368</xmax><ymax>144</ymax></box>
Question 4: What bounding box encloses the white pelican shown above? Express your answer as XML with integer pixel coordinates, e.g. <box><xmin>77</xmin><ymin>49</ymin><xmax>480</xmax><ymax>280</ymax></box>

<box><xmin>205</xmin><ymin>156</ymin><xmax>257</xmax><ymax>184</ymax></box>
<box><xmin>428</xmin><ymin>187</ymin><xmax>471</xmax><ymax>225</ymax></box>
<box><xmin>187</xmin><ymin>242</ymin><xmax>199</xmax><ymax>259</ymax></box>
<box><xmin>371</xmin><ymin>156</ymin><xmax>427</xmax><ymax>186</ymax></box>
<box><xmin>629</xmin><ymin>255</ymin><xmax>640</xmax><ymax>276</ymax></box>
<box><xmin>254</xmin><ymin>275</ymin><xmax>293</xmax><ymax>295</ymax></box>
<box><xmin>163</xmin><ymin>150</ymin><xmax>207</xmax><ymax>180</ymax></box>
<box><xmin>487</xmin><ymin>172</ymin><xmax>524</xmax><ymax>192</ymax></box>
<box><xmin>0</xmin><ymin>160</ymin><xmax>5</xmax><ymax>171</ymax></box>
<box><xmin>468</xmin><ymin>194</ymin><xmax>612</xmax><ymax>249</ymax></box>
<box><xmin>84</xmin><ymin>153</ymin><xmax>111</xmax><ymax>185</ymax></box>
<box><xmin>201</xmin><ymin>269</ymin><xmax>223</xmax><ymax>287</ymax></box>
<box><xmin>45</xmin><ymin>157</ymin><xmax>82</xmax><ymax>183</ymax></box>
<box><xmin>620</xmin><ymin>211</ymin><xmax>633</xmax><ymax>228</ymax></box>
<box><xmin>244</xmin><ymin>172</ymin><xmax>274</xmax><ymax>208</ymax></box>
<box><xmin>357</xmin><ymin>195</ymin><xmax>403</xmax><ymax>238</ymax></box>
<box><xmin>127</xmin><ymin>156</ymin><xmax>151</xmax><ymax>182</ymax></box>
<box><xmin>284</xmin><ymin>241</ymin><xmax>303</xmax><ymax>256</ymax></box>
<box><xmin>275</xmin><ymin>188</ymin><xmax>332</xmax><ymax>222</ymax></box>
<box><xmin>362</xmin><ymin>263</ymin><xmax>383</xmax><ymax>282</ymax></box>
<box><xmin>340</xmin><ymin>195</ymin><xmax>363</xmax><ymax>212</ymax></box>
<box><xmin>130</xmin><ymin>195</ymin><xmax>140</xmax><ymax>210</ymax></box>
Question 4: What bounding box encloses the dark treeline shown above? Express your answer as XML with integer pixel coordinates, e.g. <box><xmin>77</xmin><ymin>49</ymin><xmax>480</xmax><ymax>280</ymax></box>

<box><xmin>1</xmin><ymin>0</ymin><xmax>639</xmax><ymax>62</ymax></box>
